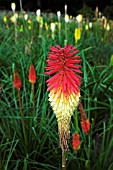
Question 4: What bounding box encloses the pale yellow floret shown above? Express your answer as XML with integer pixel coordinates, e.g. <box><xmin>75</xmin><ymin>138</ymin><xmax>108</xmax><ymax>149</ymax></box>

<box><xmin>49</xmin><ymin>88</ymin><xmax>80</xmax><ymax>119</ymax></box>
<box><xmin>49</xmin><ymin>88</ymin><xmax>80</xmax><ymax>151</ymax></box>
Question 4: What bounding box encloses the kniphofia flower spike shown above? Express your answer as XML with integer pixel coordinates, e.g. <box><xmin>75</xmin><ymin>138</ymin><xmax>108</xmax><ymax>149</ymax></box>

<box><xmin>72</xmin><ymin>132</ymin><xmax>80</xmax><ymax>150</ymax></box>
<box><xmin>78</xmin><ymin>103</ymin><xmax>90</xmax><ymax>134</ymax></box>
<box><xmin>29</xmin><ymin>64</ymin><xmax>36</xmax><ymax>84</ymax></box>
<box><xmin>14</xmin><ymin>70</ymin><xmax>22</xmax><ymax>90</ymax></box>
<box><xmin>45</xmin><ymin>44</ymin><xmax>82</xmax><ymax>151</ymax></box>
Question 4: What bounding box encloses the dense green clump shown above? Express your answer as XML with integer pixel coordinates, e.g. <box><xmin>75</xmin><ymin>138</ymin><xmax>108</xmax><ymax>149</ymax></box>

<box><xmin>0</xmin><ymin>12</ymin><xmax>113</xmax><ymax>170</ymax></box>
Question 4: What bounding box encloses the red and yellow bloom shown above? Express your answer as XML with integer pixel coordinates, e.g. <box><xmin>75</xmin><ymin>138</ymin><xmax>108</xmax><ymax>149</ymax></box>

<box><xmin>29</xmin><ymin>64</ymin><xmax>36</xmax><ymax>84</ymax></box>
<box><xmin>45</xmin><ymin>45</ymin><xmax>82</xmax><ymax>151</ymax></box>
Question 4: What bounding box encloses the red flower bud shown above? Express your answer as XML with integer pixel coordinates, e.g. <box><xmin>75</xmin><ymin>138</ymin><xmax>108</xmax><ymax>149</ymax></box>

<box><xmin>72</xmin><ymin>132</ymin><xmax>80</xmax><ymax>150</ymax></box>
<box><xmin>29</xmin><ymin>64</ymin><xmax>36</xmax><ymax>84</ymax></box>
<box><xmin>14</xmin><ymin>70</ymin><xmax>22</xmax><ymax>90</ymax></box>
<box><xmin>81</xmin><ymin>120</ymin><xmax>90</xmax><ymax>134</ymax></box>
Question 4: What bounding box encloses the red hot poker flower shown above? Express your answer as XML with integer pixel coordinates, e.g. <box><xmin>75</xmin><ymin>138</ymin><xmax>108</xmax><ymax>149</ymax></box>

<box><xmin>72</xmin><ymin>132</ymin><xmax>80</xmax><ymax>150</ymax></box>
<box><xmin>78</xmin><ymin>103</ymin><xmax>90</xmax><ymax>134</ymax></box>
<box><xmin>29</xmin><ymin>64</ymin><xmax>36</xmax><ymax>84</ymax></box>
<box><xmin>81</xmin><ymin>120</ymin><xmax>90</xmax><ymax>134</ymax></box>
<box><xmin>45</xmin><ymin>44</ymin><xmax>82</xmax><ymax>151</ymax></box>
<box><xmin>14</xmin><ymin>70</ymin><xmax>22</xmax><ymax>90</ymax></box>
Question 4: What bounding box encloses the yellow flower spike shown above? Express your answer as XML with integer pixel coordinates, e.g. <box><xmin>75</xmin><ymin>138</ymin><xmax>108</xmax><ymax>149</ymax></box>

<box><xmin>24</xmin><ymin>14</ymin><xmax>28</xmax><ymax>20</ymax></box>
<box><xmin>74</xmin><ymin>28</ymin><xmax>81</xmax><ymax>43</ymax></box>
<box><xmin>28</xmin><ymin>19</ymin><xmax>31</xmax><ymax>24</ymax></box>
<box><xmin>51</xmin><ymin>22</ymin><xmax>55</xmax><ymax>32</ymax></box>
<box><xmin>3</xmin><ymin>16</ymin><xmax>7</xmax><ymax>23</ymax></box>
<box><xmin>65</xmin><ymin>14</ymin><xmax>69</xmax><ymax>23</ymax></box>
<box><xmin>70</xmin><ymin>15</ymin><xmax>72</xmax><ymax>19</ymax></box>
<box><xmin>10</xmin><ymin>16</ymin><xmax>16</xmax><ymax>23</ymax></box>
<box><xmin>45</xmin><ymin>22</ymin><xmax>49</xmax><ymax>30</ymax></box>
<box><xmin>106</xmin><ymin>24</ymin><xmax>110</xmax><ymax>31</ymax></box>
<box><xmin>85</xmin><ymin>24</ymin><xmax>89</xmax><ymax>30</ymax></box>
<box><xmin>76</xmin><ymin>14</ymin><xmax>83</xmax><ymax>23</ymax></box>
<box><xmin>38</xmin><ymin>17</ymin><xmax>43</xmax><ymax>28</ymax></box>
<box><xmin>11</xmin><ymin>2</ymin><xmax>16</xmax><ymax>12</ymax></box>
<box><xmin>36</xmin><ymin>9</ymin><xmax>41</xmax><ymax>17</ymax></box>
<box><xmin>89</xmin><ymin>22</ymin><xmax>92</xmax><ymax>29</ymax></box>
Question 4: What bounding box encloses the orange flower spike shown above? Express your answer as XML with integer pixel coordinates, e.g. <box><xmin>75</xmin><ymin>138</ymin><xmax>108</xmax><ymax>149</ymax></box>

<box><xmin>81</xmin><ymin>120</ymin><xmax>90</xmax><ymax>134</ymax></box>
<box><xmin>14</xmin><ymin>70</ymin><xmax>22</xmax><ymax>90</ymax></box>
<box><xmin>29</xmin><ymin>64</ymin><xmax>36</xmax><ymax>84</ymax></box>
<box><xmin>78</xmin><ymin>103</ymin><xmax>90</xmax><ymax>134</ymax></box>
<box><xmin>72</xmin><ymin>132</ymin><xmax>80</xmax><ymax>150</ymax></box>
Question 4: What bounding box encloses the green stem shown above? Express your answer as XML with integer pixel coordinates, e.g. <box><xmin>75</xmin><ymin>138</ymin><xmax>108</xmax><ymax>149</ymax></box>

<box><xmin>82</xmin><ymin>52</ymin><xmax>87</xmax><ymax>109</ymax></box>
<box><xmin>75</xmin><ymin>109</ymin><xmax>79</xmax><ymax>133</ymax></box>
<box><xmin>62</xmin><ymin>150</ymin><xmax>66</xmax><ymax>170</ymax></box>
<box><xmin>19</xmin><ymin>0</ymin><xmax>23</xmax><ymax>14</ymax></box>
<box><xmin>58</xmin><ymin>22</ymin><xmax>61</xmax><ymax>43</ymax></box>
<box><xmin>32</xmin><ymin>84</ymin><xmax>35</xmax><ymax>117</ymax></box>
<box><xmin>17</xmin><ymin>89</ymin><xmax>27</xmax><ymax>147</ymax></box>
<box><xmin>12</xmin><ymin>11</ymin><xmax>17</xmax><ymax>44</ymax></box>
<box><xmin>14</xmin><ymin>21</ymin><xmax>17</xmax><ymax>43</ymax></box>
<box><xmin>39</xmin><ymin>24</ymin><xmax>41</xmax><ymax>37</ymax></box>
<box><xmin>64</xmin><ymin>22</ymin><xmax>68</xmax><ymax>45</ymax></box>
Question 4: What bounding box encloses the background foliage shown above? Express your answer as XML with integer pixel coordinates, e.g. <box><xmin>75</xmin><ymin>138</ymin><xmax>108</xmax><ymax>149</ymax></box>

<box><xmin>0</xmin><ymin>11</ymin><xmax>113</xmax><ymax>170</ymax></box>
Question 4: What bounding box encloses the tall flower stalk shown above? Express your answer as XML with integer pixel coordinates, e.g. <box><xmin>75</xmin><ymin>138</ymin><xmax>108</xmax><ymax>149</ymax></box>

<box><xmin>19</xmin><ymin>0</ymin><xmax>23</xmax><ymax>14</ymax></box>
<box><xmin>11</xmin><ymin>3</ymin><xmax>17</xmax><ymax>43</ymax></box>
<box><xmin>45</xmin><ymin>44</ymin><xmax>82</xmax><ymax>169</ymax></box>
<box><xmin>14</xmin><ymin>70</ymin><xmax>27</xmax><ymax>146</ymax></box>
<box><xmin>28</xmin><ymin>64</ymin><xmax>36</xmax><ymax>117</ymax></box>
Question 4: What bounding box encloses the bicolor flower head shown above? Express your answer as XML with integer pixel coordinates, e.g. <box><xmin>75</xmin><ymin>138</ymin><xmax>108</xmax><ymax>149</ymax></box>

<box><xmin>14</xmin><ymin>70</ymin><xmax>22</xmax><ymax>90</ymax></box>
<box><xmin>29</xmin><ymin>64</ymin><xmax>36</xmax><ymax>84</ymax></box>
<box><xmin>45</xmin><ymin>44</ymin><xmax>82</xmax><ymax>151</ymax></box>
<box><xmin>72</xmin><ymin>132</ymin><xmax>80</xmax><ymax>150</ymax></box>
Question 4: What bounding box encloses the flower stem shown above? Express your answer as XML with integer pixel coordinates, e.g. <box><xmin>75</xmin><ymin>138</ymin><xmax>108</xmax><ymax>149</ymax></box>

<box><xmin>75</xmin><ymin>109</ymin><xmax>79</xmax><ymax>133</ymax></box>
<box><xmin>14</xmin><ymin>21</ymin><xmax>17</xmax><ymax>43</ymax></box>
<box><xmin>17</xmin><ymin>89</ymin><xmax>27</xmax><ymax>147</ymax></box>
<box><xmin>62</xmin><ymin>150</ymin><xmax>66</xmax><ymax>170</ymax></box>
<box><xmin>58</xmin><ymin>22</ymin><xmax>61</xmax><ymax>43</ymax></box>
<box><xmin>12</xmin><ymin>11</ymin><xmax>17</xmax><ymax>44</ymax></box>
<box><xmin>32</xmin><ymin>84</ymin><xmax>35</xmax><ymax>117</ymax></box>
<box><xmin>19</xmin><ymin>0</ymin><xmax>23</xmax><ymax>14</ymax></box>
<box><xmin>64</xmin><ymin>21</ymin><xmax>68</xmax><ymax>46</ymax></box>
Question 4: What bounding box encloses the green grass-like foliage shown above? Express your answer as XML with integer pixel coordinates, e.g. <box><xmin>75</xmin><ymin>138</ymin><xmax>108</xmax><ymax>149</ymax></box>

<box><xmin>0</xmin><ymin>13</ymin><xmax>113</xmax><ymax>169</ymax></box>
